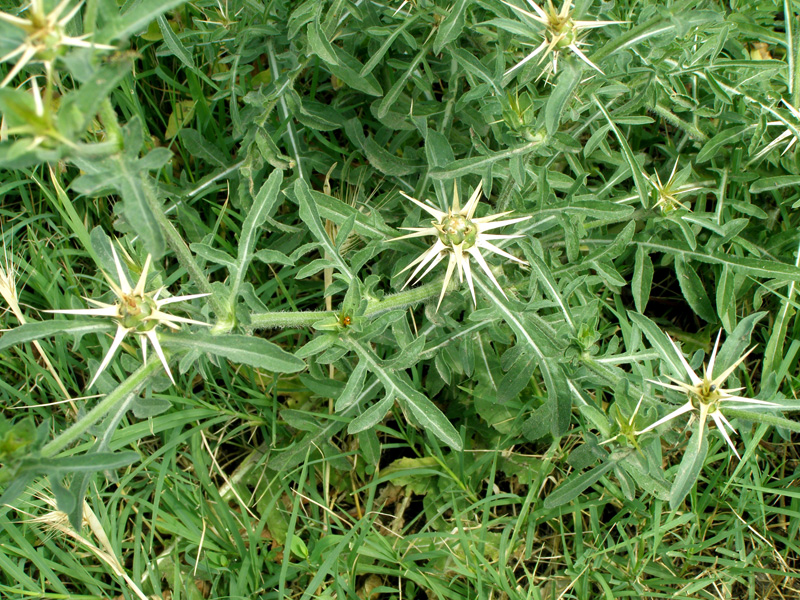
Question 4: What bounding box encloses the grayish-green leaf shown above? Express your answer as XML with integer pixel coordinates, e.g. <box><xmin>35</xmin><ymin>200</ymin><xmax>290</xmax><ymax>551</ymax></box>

<box><xmin>0</xmin><ymin>320</ymin><xmax>113</xmax><ymax>353</ymax></box>
<box><xmin>162</xmin><ymin>332</ymin><xmax>305</xmax><ymax>373</ymax></box>
<box><xmin>669</xmin><ymin>426</ymin><xmax>709</xmax><ymax>510</ymax></box>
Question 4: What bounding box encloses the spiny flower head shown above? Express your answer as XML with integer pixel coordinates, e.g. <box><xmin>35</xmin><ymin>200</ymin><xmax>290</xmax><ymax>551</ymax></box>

<box><xmin>637</xmin><ymin>331</ymin><xmax>778</xmax><ymax>459</ymax></box>
<box><xmin>395</xmin><ymin>181</ymin><xmax>530</xmax><ymax>310</ymax></box>
<box><xmin>46</xmin><ymin>244</ymin><xmax>209</xmax><ymax>388</ymax></box>
<box><xmin>0</xmin><ymin>0</ymin><xmax>115</xmax><ymax>87</ymax></box>
<box><xmin>502</xmin><ymin>0</ymin><xmax>625</xmax><ymax>81</ymax></box>
<box><xmin>646</xmin><ymin>158</ymin><xmax>702</xmax><ymax>213</ymax></box>
<box><xmin>0</xmin><ymin>77</ymin><xmax>72</xmax><ymax>152</ymax></box>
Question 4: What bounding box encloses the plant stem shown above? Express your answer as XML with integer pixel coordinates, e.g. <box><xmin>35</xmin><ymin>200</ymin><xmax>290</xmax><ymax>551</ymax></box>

<box><xmin>249</xmin><ymin>310</ymin><xmax>336</xmax><ymax>329</ymax></box>
<box><xmin>142</xmin><ymin>182</ymin><xmax>225</xmax><ymax>317</ymax></box>
<box><xmin>248</xmin><ymin>279</ymin><xmax>447</xmax><ymax>329</ymax></box>
<box><xmin>40</xmin><ymin>359</ymin><xmax>160</xmax><ymax>458</ymax></box>
<box><xmin>364</xmin><ymin>280</ymin><xmax>443</xmax><ymax>317</ymax></box>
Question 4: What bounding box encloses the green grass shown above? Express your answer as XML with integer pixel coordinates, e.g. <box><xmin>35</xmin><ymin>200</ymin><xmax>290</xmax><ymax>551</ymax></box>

<box><xmin>2</xmin><ymin>0</ymin><xmax>800</xmax><ymax>598</ymax></box>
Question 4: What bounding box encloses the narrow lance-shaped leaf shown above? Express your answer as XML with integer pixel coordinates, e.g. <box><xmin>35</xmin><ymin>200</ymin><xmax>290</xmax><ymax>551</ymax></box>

<box><xmin>162</xmin><ymin>332</ymin><xmax>305</xmax><ymax>373</ymax></box>
<box><xmin>544</xmin><ymin>457</ymin><xmax>617</xmax><ymax>509</ymax></box>
<box><xmin>348</xmin><ymin>339</ymin><xmax>462</xmax><ymax>450</ymax></box>
<box><xmin>0</xmin><ymin>320</ymin><xmax>113</xmax><ymax>352</ymax></box>
<box><xmin>118</xmin><ymin>162</ymin><xmax>166</xmax><ymax>259</ymax></box>
<box><xmin>669</xmin><ymin>423</ymin><xmax>709</xmax><ymax>510</ymax></box>
<box><xmin>294</xmin><ymin>179</ymin><xmax>354</xmax><ymax>282</ymax></box>
<box><xmin>628</xmin><ymin>311</ymin><xmax>688</xmax><ymax>380</ymax></box>
<box><xmin>229</xmin><ymin>169</ymin><xmax>284</xmax><ymax>304</ymax></box>
<box><xmin>635</xmin><ymin>238</ymin><xmax>800</xmax><ymax>282</ymax></box>
<box><xmin>472</xmin><ymin>273</ymin><xmax>571</xmax><ymax>436</ymax></box>
<box><xmin>593</xmin><ymin>95</ymin><xmax>649</xmax><ymax>207</ymax></box>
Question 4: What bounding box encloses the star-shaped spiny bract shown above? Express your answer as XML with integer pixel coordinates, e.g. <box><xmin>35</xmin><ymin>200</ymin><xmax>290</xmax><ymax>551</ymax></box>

<box><xmin>395</xmin><ymin>182</ymin><xmax>530</xmax><ymax>310</ymax></box>
<box><xmin>0</xmin><ymin>0</ymin><xmax>114</xmax><ymax>87</ymax></box>
<box><xmin>637</xmin><ymin>331</ymin><xmax>778</xmax><ymax>459</ymax></box>
<box><xmin>502</xmin><ymin>0</ymin><xmax>625</xmax><ymax>81</ymax></box>
<box><xmin>47</xmin><ymin>245</ymin><xmax>209</xmax><ymax>388</ymax></box>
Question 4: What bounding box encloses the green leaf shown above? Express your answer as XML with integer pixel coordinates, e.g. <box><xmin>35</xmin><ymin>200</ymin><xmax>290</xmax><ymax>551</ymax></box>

<box><xmin>632</xmin><ymin>246</ymin><xmax>653</xmax><ymax>313</ymax></box>
<box><xmin>498</xmin><ymin>352</ymin><xmax>536</xmax><ymax>404</ymax></box>
<box><xmin>433</xmin><ymin>0</ymin><xmax>470</xmax><ymax>54</ymax></box>
<box><xmin>156</xmin><ymin>16</ymin><xmax>193</xmax><ymax>70</ymax></box>
<box><xmin>628</xmin><ymin>311</ymin><xmax>689</xmax><ymax>381</ymax></box>
<box><xmin>545</xmin><ymin>62</ymin><xmax>581</xmax><ymax>136</ymax></box>
<box><xmin>749</xmin><ymin>175</ymin><xmax>800</xmax><ymax>194</ymax></box>
<box><xmin>472</xmin><ymin>273</ymin><xmax>571</xmax><ymax>436</ymax></box>
<box><xmin>162</xmin><ymin>332</ymin><xmax>305</xmax><ymax>373</ymax></box>
<box><xmin>327</xmin><ymin>47</ymin><xmax>382</xmax><ymax>96</ymax></box>
<box><xmin>529</xmin><ymin>253</ymin><xmax>575</xmax><ymax>332</ymax></box>
<box><xmin>179</xmin><ymin>129</ymin><xmax>228</xmax><ymax>167</ymax></box>
<box><xmin>429</xmin><ymin>139</ymin><xmax>543</xmax><ymax>179</ymax></box>
<box><xmin>307</xmin><ymin>19</ymin><xmax>339</xmax><ymax>66</ymax></box>
<box><xmin>544</xmin><ymin>458</ymin><xmax>617</xmax><ymax>509</ymax></box>
<box><xmin>714</xmin><ymin>312</ymin><xmax>766</xmax><ymax>378</ymax></box>
<box><xmin>101</xmin><ymin>0</ymin><xmax>190</xmax><ymax>41</ymax></box>
<box><xmin>131</xmin><ymin>396</ymin><xmax>172</xmax><ymax>418</ymax></box>
<box><xmin>375</xmin><ymin>42</ymin><xmax>432</xmax><ymax>119</ymax></box>
<box><xmin>335</xmin><ymin>362</ymin><xmax>369</xmax><ymax>411</ymax></box>
<box><xmin>363</xmin><ymin>137</ymin><xmax>422</xmax><ymax>176</ymax></box>
<box><xmin>635</xmin><ymin>239</ymin><xmax>800</xmax><ymax>282</ymax></box>
<box><xmin>190</xmin><ymin>243</ymin><xmax>237</xmax><ymax>269</ymax></box>
<box><xmin>724</xmin><ymin>409</ymin><xmax>800</xmax><ymax>433</ymax></box>
<box><xmin>450</xmin><ymin>48</ymin><xmax>501</xmax><ymax>94</ymax></box>
<box><xmin>0</xmin><ymin>320</ymin><xmax>113</xmax><ymax>353</ymax></box>
<box><xmin>57</xmin><ymin>58</ymin><xmax>133</xmax><ymax>137</ymax></box>
<box><xmin>360</xmin><ymin>17</ymin><xmax>419</xmax><ymax>77</ymax></box>
<box><xmin>348</xmin><ymin>394</ymin><xmax>394</xmax><ymax>434</ymax></box>
<box><xmin>349</xmin><ymin>339</ymin><xmax>462</xmax><ymax>449</ymax></box>
<box><xmin>294</xmin><ymin>179</ymin><xmax>354</xmax><ymax>281</ymax></box>
<box><xmin>674</xmin><ymin>256</ymin><xmax>716</xmax><ymax>322</ymax></box>
<box><xmin>669</xmin><ymin>425</ymin><xmax>709</xmax><ymax>510</ymax></box>
<box><xmin>593</xmin><ymin>96</ymin><xmax>648</xmax><ymax>208</ymax></box>
<box><xmin>295</xmin><ymin>334</ymin><xmax>337</xmax><ymax>359</ymax></box>
<box><xmin>118</xmin><ymin>163</ymin><xmax>166</xmax><ymax>260</ymax></box>
<box><xmin>696</xmin><ymin>125</ymin><xmax>752</xmax><ymax>164</ymax></box>
<box><xmin>716</xmin><ymin>264</ymin><xmax>735</xmax><ymax>330</ymax></box>
<box><xmin>283</xmin><ymin>185</ymin><xmax>394</xmax><ymax>240</ymax></box>
<box><xmin>229</xmin><ymin>170</ymin><xmax>284</xmax><ymax>303</ymax></box>
<box><xmin>29</xmin><ymin>451</ymin><xmax>140</xmax><ymax>473</ymax></box>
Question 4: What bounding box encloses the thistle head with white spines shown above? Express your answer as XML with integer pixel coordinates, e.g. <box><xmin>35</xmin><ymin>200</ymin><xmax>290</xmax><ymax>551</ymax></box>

<box><xmin>394</xmin><ymin>182</ymin><xmax>531</xmax><ymax>310</ymax></box>
<box><xmin>46</xmin><ymin>244</ymin><xmax>210</xmax><ymax>388</ymax></box>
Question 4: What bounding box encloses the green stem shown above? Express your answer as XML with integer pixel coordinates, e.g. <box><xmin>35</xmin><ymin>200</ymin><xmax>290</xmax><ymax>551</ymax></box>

<box><xmin>249</xmin><ymin>310</ymin><xmax>336</xmax><ymax>329</ymax></box>
<box><xmin>40</xmin><ymin>359</ymin><xmax>160</xmax><ymax>458</ymax></box>
<box><xmin>97</xmin><ymin>98</ymin><xmax>123</xmax><ymax>150</ymax></box>
<box><xmin>248</xmin><ymin>280</ymin><xmax>447</xmax><ymax>330</ymax></box>
<box><xmin>364</xmin><ymin>280</ymin><xmax>443</xmax><ymax>317</ymax></box>
<box><xmin>143</xmin><ymin>185</ymin><xmax>225</xmax><ymax>317</ymax></box>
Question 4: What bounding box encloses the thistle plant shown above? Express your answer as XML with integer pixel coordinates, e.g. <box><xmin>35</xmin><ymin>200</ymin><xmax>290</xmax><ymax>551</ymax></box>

<box><xmin>46</xmin><ymin>244</ymin><xmax>209</xmax><ymax>388</ymax></box>
<box><xmin>637</xmin><ymin>331</ymin><xmax>779</xmax><ymax>459</ymax></box>
<box><xmin>394</xmin><ymin>182</ymin><xmax>530</xmax><ymax>309</ymax></box>
<box><xmin>501</xmin><ymin>0</ymin><xmax>624</xmax><ymax>81</ymax></box>
<box><xmin>4</xmin><ymin>0</ymin><xmax>800</xmax><ymax>595</ymax></box>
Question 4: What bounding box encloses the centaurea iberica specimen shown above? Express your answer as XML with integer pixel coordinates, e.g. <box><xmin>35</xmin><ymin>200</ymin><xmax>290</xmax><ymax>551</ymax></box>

<box><xmin>502</xmin><ymin>0</ymin><xmax>624</xmax><ymax>81</ymax></box>
<box><xmin>46</xmin><ymin>245</ymin><xmax>209</xmax><ymax>388</ymax></box>
<box><xmin>395</xmin><ymin>182</ymin><xmax>530</xmax><ymax>310</ymax></box>
<box><xmin>637</xmin><ymin>331</ymin><xmax>778</xmax><ymax>459</ymax></box>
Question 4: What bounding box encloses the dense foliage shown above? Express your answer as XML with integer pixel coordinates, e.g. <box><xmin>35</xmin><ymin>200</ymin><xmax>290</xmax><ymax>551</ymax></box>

<box><xmin>1</xmin><ymin>0</ymin><xmax>800</xmax><ymax>598</ymax></box>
